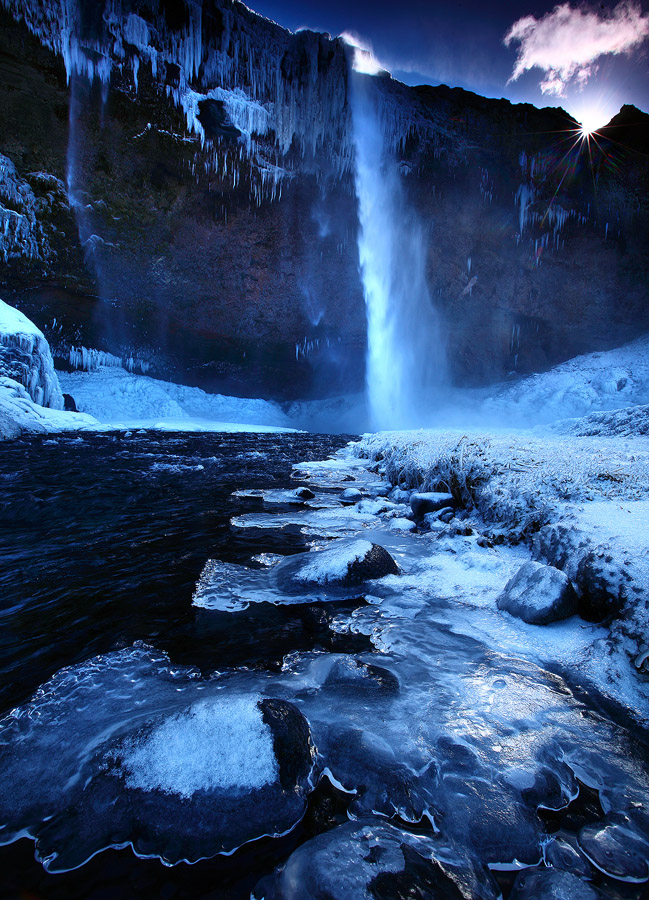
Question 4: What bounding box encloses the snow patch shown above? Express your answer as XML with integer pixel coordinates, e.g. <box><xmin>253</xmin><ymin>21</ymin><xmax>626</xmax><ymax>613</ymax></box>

<box><xmin>295</xmin><ymin>539</ymin><xmax>374</xmax><ymax>583</ymax></box>
<box><xmin>119</xmin><ymin>696</ymin><xmax>279</xmax><ymax>798</ymax></box>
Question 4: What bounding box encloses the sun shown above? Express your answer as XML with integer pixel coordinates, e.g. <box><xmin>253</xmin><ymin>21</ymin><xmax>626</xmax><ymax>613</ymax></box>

<box><xmin>577</xmin><ymin>108</ymin><xmax>607</xmax><ymax>137</ymax></box>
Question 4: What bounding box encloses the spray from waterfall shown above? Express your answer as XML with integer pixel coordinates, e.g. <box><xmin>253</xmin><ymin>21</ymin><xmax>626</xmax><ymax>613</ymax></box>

<box><xmin>349</xmin><ymin>64</ymin><xmax>446</xmax><ymax>430</ymax></box>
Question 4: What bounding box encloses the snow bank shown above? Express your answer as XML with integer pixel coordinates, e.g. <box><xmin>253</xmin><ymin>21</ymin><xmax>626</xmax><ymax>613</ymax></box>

<box><xmin>0</xmin><ymin>298</ymin><xmax>63</xmax><ymax>410</ymax></box>
<box><xmin>57</xmin><ymin>367</ymin><xmax>297</xmax><ymax>432</ymax></box>
<box><xmin>0</xmin><ymin>377</ymin><xmax>97</xmax><ymax>438</ymax></box>
<box><xmin>354</xmin><ymin>430</ymin><xmax>649</xmax><ymax>537</ymax></box>
<box><xmin>477</xmin><ymin>334</ymin><xmax>649</xmax><ymax>428</ymax></box>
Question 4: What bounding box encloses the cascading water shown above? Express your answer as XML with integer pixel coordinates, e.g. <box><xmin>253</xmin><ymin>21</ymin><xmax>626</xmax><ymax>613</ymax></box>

<box><xmin>349</xmin><ymin>66</ymin><xmax>447</xmax><ymax>430</ymax></box>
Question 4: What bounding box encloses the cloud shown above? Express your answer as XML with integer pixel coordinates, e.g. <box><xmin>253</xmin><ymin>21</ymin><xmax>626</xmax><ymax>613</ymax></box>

<box><xmin>504</xmin><ymin>1</ymin><xmax>649</xmax><ymax>95</ymax></box>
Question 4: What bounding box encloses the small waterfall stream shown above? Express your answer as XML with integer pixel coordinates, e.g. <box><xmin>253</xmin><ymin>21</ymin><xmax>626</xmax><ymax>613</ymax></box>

<box><xmin>350</xmin><ymin>69</ymin><xmax>447</xmax><ymax>430</ymax></box>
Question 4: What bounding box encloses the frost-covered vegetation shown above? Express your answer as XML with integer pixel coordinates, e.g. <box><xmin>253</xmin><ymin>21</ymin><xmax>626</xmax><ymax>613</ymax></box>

<box><xmin>354</xmin><ymin>430</ymin><xmax>649</xmax><ymax>537</ymax></box>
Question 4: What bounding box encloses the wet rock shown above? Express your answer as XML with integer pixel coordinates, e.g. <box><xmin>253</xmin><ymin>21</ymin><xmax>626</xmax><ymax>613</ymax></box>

<box><xmin>544</xmin><ymin>836</ymin><xmax>592</xmax><ymax>879</ymax></box>
<box><xmin>62</xmin><ymin>392</ymin><xmax>77</xmax><ymax>412</ymax></box>
<box><xmin>293</xmin><ymin>486</ymin><xmax>315</xmax><ymax>500</ymax></box>
<box><xmin>260</xmin><ymin>699</ymin><xmax>316</xmax><ymax>792</ymax></box>
<box><xmin>275</xmin><ymin>539</ymin><xmax>399</xmax><ymax>592</ymax></box>
<box><xmin>575</xmin><ymin>552</ymin><xmax>628</xmax><ymax>622</ymax></box>
<box><xmin>497</xmin><ymin>562</ymin><xmax>578</xmax><ymax>625</ymax></box>
<box><xmin>341</xmin><ymin>487</ymin><xmax>363</xmax><ymax>503</ymax></box>
<box><xmin>410</xmin><ymin>491</ymin><xmax>455</xmax><ymax>518</ymax></box>
<box><xmin>578</xmin><ymin>821</ymin><xmax>649</xmax><ymax>882</ymax></box>
<box><xmin>254</xmin><ymin>820</ymin><xmax>501</xmax><ymax>900</ymax></box>
<box><xmin>510</xmin><ymin>867</ymin><xmax>599</xmax><ymax>899</ymax></box>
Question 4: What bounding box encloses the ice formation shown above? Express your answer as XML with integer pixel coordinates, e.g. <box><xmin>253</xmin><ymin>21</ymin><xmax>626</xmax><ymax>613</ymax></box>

<box><xmin>0</xmin><ymin>154</ymin><xmax>53</xmax><ymax>264</ymax></box>
<box><xmin>0</xmin><ymin>0</ymin><xmax>365</xmax><ymax>198</ymax></box>
<box><xmin>0</xmin><ymin>298</ymin><xmax>63</xmax><ymax>409</ymax></box>
<box><xmin>57</xmin><ymin>366</ymin><xmax>294</xmax><ymax>431</ymax></box>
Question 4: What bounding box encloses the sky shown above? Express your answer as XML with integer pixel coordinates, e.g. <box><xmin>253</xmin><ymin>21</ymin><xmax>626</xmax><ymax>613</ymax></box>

<box><xmin>246</xmin><ymin>0</ymin><xmax>649</xmax><ymax>129</ymax></box>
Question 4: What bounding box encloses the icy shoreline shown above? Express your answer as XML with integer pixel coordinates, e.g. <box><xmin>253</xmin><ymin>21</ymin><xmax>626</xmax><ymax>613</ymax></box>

<box><xmin>348</xmin><ymin>430</ymin><xmax>649</xmax><ymax>715</ymax></box>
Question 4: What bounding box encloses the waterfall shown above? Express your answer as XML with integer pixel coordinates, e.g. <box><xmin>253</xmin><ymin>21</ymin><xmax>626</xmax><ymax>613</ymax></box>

<box><xmin>349</xmin><ymin>72</ymin><xmax>446</xmax><ymax>431</ymax></box>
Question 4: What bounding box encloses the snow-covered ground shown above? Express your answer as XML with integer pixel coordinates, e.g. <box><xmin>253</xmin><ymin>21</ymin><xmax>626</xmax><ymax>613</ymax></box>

<box><xmin>57</xmin><ymin>367</ymin><xmax>297</xmax><ymax>433</ymax></box>
<box><xmin>440</xmin><ymin>333</ymin><xmax>649</xmax><ymax>431</ymax></box>
<box><xmin>0</xmin><ymin>297</ymin><xmax>299</xmax><ymax>436</ymax></box>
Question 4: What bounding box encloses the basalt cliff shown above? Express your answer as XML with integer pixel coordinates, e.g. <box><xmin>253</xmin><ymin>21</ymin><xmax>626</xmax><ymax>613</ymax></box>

<box><xmin>1</xmin><ymin>0</ymin><xmax>647</xmax><ymax>399</ymax></box>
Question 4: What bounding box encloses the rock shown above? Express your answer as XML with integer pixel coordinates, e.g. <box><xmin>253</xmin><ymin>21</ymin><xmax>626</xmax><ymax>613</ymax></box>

<box><xmin>274</xmin><ymin>539</ymin><xmax>400</xmax><ymax>591</ymax></box>
<box><xmin>578</xmin><ymin>822</ymin><xmax>649</xmax><ymax>882</ymax></box>
<box><xmin>254</xmin><ymin>820</ymin><xmax>501</xmax><ymax>900</ymax></box>
<box><xmin>390</xmin><ymin>487</ymin><xmax>411</xmax><ymax>503</ymax></box>
<box><xmin>575</xmin><ymin>551</ymin><xmax>628</xmax><ymax>622</ymax></box>
<box><xmin>63</xmin><ymin>392</ymin><xmax>77</xmax><ymax>412</ymax></box>
<box><xmin>292</xmin><ymin>486</ymin><xmax>315</xmax><ymax>500</ymax></box>
<box><xmin>340</xmin><ymin>487</ymin><xmax>363</xmax><ymax>503</ymax></box>
<box><xmin>410</xmin><ymin>491</ymin><xmax>455</xmax><ymax>518</ymax></box>
<box><xmin>259</xmin><ymin>699</ymin><xmax>316</xmax><ymax>792</ymax></box>
<box><xmin>544</xmin><ymin>837</ymin><xmax>593</xmax><ymax>879</ymax></box>
<box><xmin>510</xmin><ymin>867</ymin><xmax>599</xmax><ymax>899</ymax></box>
<box><xmin>497</xmin><ymin>561</ymin><xmax>578</xmax><ymax>625</ymax></box>
<box><xmin>340</xmin><ymin>542</ymin><xmax>400</xmax><ymax>583</ymax></box>
<box><xmin>390</xmin><ymin>517</ymin><xmax>416</xmax><ymax>532</ymax></box>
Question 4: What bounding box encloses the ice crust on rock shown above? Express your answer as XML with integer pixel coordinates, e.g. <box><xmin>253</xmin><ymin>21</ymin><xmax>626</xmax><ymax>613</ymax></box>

<box><xmin>497</xmin><ymin>561</ymin><xmax>578</xmax><ymax>625</ymax></box>
<box><xmin>0</xmin><ymin>154</ymin><xmax>55</xmax><ymax>265</ymax></box>
<box><xmin>255</xmin><ymin>820</ymin><xmax>501</xmax><ymax>900</ymax></box>
<box><xmin>119</xmin><ymin>696</ymin><xmax>279</xmax><ymax>798</ymax></box>
<box><xmin>509</xmin><ymin>867</ymin><xmax>599</xmax><ymax>899</ymax></box>
<box><xmin>0</xmin><ymin>645</ymin><xmax>315</xmax><ymax>869</ymax></box>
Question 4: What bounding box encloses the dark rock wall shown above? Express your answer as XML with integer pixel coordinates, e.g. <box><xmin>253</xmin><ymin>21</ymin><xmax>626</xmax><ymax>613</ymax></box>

<box><xmin>0</xmin><ymin>0</ymin><xmax>647</xmax><ymax>398</ymax></box>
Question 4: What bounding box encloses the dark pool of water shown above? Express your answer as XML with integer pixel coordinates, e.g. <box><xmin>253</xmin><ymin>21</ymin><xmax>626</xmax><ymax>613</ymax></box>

<box><xmin>0</xmin><ymin>431</ymin><xmax>363</xmax><ymax>715</ymax></box>
<box><xmin>0</xmin><ymin>431</ymin><xmax>375</xmax><ymax>899</ymax></box>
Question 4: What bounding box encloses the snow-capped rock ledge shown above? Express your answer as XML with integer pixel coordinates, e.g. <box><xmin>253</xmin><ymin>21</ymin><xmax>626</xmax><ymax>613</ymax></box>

<box><xmin>0</xmin><ymin>298</ymin><xmax>63</xmax><ymax>409</ymax></box>
<box><xmin>352</xmin><ymin>428</ymin><xmax>649</xmax><ymax>671</ymax></box>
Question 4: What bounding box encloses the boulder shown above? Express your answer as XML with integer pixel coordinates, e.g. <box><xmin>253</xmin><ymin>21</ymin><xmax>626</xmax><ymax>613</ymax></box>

<box><xmin>340</xmin><ymin>487</ymin><xmax>363</xmax><ymax>503</ymax></box>
<box><xmin>575</xmin><ymin>551</ymin><xmax>628</xmax><ymax>622</ymax></box>
<box><xmin>497</xmin><ymin>561</ymin><xmax>577</xmax><ymax>625</ymax></box>
<box><xmin>275</xmin><ymin>539</ymin><xmax>400</xmax><ymax>592</ymax></box>
<box><xmin>292</xmin><ymin>486</ymin><xmax>315</xmax><ymax>500</ymax></box>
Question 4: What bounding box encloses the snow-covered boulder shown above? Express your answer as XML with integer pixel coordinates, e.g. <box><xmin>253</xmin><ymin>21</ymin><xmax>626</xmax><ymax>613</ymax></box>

<box><xmin>0</xmin><ymin>299</ymin><xmax>63</xmax><ymax>409</ymax></box>
<box><xmin>410</xmin><ymin>491</ymin><xmax>455</xmax><ymax>518</ymax></box>
<box><xmin>273</xmin><ymin>539</ymin><xmax>400</xmax><ymax>595</ymax></box>
<box><xmin>291</xmin><ymin>540</ymin><xmax>399</xmax><ymax>586</ymax></box>
<box><xmin>497</xmin><ymin>561</ymin><xmax>577</xmax><ymax>625</ymax></box>
<box><xmin>340</xmin><ymin>487</ymin><xmax>363</xmax><ymax>503</ymax></box>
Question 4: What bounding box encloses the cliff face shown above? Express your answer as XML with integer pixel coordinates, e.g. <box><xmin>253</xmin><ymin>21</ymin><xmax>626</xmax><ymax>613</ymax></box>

<box><xmin>0</xmin><ymin>0</ymin><xmax>647</xmax><ymax>397</ymax></box>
